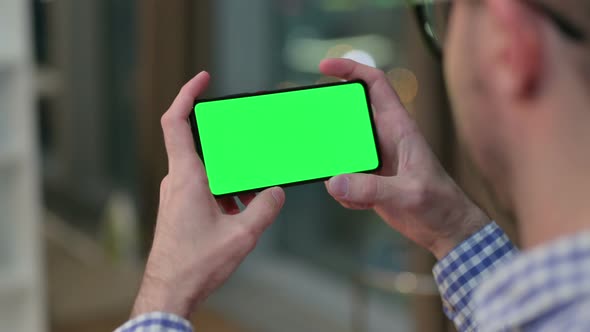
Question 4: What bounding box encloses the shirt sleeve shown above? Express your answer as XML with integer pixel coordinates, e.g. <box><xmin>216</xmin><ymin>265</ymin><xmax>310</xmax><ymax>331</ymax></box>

<box><xmin>114</xmin><ymin>312</ymin><xmax>193</xmax><ymax>332</ymax></box>
<box><xmin>432</xmin><ymin>222</ymin><xmax>518</xmax><ymax>332</ymax></box>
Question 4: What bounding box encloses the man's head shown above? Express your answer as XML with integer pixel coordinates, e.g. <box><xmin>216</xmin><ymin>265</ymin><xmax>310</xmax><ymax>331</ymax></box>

<box><xmin>444</xmin><ymin>0</ymin><xmax>590</xmax><ymax>211</ymax></box>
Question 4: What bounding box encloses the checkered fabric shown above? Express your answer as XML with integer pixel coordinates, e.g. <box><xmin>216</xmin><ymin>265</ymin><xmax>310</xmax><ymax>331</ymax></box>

<box><xmin>473</xmin><ymin>228</ymin><xmax>590</xmax><ymax>332</ymax></box>
<box><xmin>115</xmin><ymin>224</ymin><xmax>590</xmax><ymax>332</ymax></box>
<box><xmin>114</xmin><ymin>312</ymin><xmax>193</xmax><ymax>332</ymax></box>
<box><xmin>433</xmin><ymin>222</ymin><xmax>518</xmax><ymax>331</ymax></box>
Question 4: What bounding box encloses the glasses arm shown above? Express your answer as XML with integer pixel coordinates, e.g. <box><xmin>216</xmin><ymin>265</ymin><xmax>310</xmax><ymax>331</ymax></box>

<box><xmin>407</xmin><ymin>0</ymin><xmax>585</xmax><ymax>61</ymax></box>
<box><xmin>409</xmin><ymin>2</ymin><xmax>444</xmax><ymax>60</ymax></box>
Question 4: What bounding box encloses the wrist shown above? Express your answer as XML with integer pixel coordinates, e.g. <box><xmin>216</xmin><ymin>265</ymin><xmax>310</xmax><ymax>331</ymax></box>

<box><xmin>131</xmin><ymin>271</ymin><xmax>195</xmax><ymax>319</ymax></box>
<box><xmin>430</xmin><ymin>197</ymin><xmax>491</xmax><ymax>260</ymax></box>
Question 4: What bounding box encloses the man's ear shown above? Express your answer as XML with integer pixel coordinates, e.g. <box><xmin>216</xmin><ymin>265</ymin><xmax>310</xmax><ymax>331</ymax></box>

<box><xmin>484</xmin><ymin>0</ymin><xmax>544</xmax><ymax>98</ymax></box>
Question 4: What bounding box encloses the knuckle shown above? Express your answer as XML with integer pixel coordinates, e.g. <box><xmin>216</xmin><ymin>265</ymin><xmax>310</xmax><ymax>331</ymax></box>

<box><xmin>160</xmin><ymin>112</ymin><xmax>172</xmax><ymax>129</ymax></box>
<box><xmin>357</xmin><ymin>177</ymin><xmax>379</xmax><ymax>203</ymax></box>
<box><xmin>169</xmin><ymin>170</ymin><xmax>208</xmax><ymax>191</ymax></box>
<box><xmin>406</xmin><ymin>179</ymin><xmax>432</xmax><ymax>211</ymax></box>
<box><xmin>375</xmin><ymin>70</ymin><xmax>387</xmax><ymax>82</ymax></box>
<box><xmin>363</xmin><ymin>67</ymin><xmax>386</xmax><ymax>82</ymax></box>
<box><xmin>195</xmin><ymin>173</ymin><xmax>210</xmax><ymax>188</ymax></box>
<box><xmin>169</xmin><ymin>175</ymin><xmax>193</xmax><ymax>193</ymax></box>
<box><xmin>245</xmin><ymin>193</ymin><xmax>276</xmax><ymax>222</ymax></box>
<box><xmin>160</xmin><ymin>176</ymin><xmax>169</xmax><ymax>192</ymax></box>
<box><xmin>180</xmin><ymin>82</ymin><xmax>192</xmax><ymax>96</ymax></box>
<box><xmin>358</xmin><ymin>183</ymin><xmax>375</xmax><ymax>201</ymax></box>
<box><xmin>232</xmin><ymin>224</ymin><xmax>258</xmax><ymax>251</ymax></box>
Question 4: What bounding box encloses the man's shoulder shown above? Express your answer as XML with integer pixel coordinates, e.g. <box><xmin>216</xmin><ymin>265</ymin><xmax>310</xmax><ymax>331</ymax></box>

<box><xmin>529</xmin><ymin>297</ymin><xmax>590</xmax><ymax>331</ymax></box>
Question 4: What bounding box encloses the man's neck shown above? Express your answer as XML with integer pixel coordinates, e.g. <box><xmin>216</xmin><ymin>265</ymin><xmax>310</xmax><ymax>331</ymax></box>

<box><xmin>516</xmin><ymin>175</ymin><xmax>590</xmax><ymax>249</ymax></box>
<box><xmin>512</xmin><ymin>101</ymin><xmax>590</xmax><ymax>249</ymax></box>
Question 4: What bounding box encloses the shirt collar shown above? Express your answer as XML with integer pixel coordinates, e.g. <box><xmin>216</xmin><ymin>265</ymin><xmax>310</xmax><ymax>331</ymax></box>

<box><xmin>473</xmin><ymin>229</ymin><xmax>590</xmax><ymax>331</ymax></box>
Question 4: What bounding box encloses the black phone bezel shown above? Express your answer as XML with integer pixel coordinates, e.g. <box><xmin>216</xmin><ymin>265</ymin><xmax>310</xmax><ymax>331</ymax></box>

<box><xmin>188</xmin><ymin>79</ymin><xmax>383</xmax><ymax>198</ymax></box>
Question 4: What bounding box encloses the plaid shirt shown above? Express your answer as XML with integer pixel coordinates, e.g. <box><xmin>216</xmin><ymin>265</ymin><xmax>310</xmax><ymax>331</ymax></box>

<box><xmin>115</xmin><ymin>223</ymin><xmax>590</xmax><ymax>332</ymax></box>
<box><xmin>433</xmin><ymin>222</ymin><xmax>518</xmax><ymax>331</ymax></box>
<box><xmin>434</xmin><ymin>222</ymin><xmax>590</xmax><ymax>332</ymax></box>
<box><xmin>115</xmin><ymin>312</ymin><xmax>193</xmax><ymax>332</ymax></box>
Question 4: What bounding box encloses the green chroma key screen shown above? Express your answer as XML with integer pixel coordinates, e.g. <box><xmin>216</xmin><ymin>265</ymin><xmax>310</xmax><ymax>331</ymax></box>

<box><xmin>190</xmin><ymin>81</ymin><xmax>381</xmax><ymax>196</ymax></box>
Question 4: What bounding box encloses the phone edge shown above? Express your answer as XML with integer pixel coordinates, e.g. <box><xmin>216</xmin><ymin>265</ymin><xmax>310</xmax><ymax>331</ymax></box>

<box><xmin>189</xmin><ymin>79</ymin><xmax>383</xmax><ymax>198</ymax></box>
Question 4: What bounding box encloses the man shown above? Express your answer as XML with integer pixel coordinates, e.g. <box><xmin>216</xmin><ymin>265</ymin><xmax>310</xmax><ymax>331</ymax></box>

<box><xmin>116</xmin><ymin>0</ymin><xmax>590</xmax><ymax>331</ymax></box>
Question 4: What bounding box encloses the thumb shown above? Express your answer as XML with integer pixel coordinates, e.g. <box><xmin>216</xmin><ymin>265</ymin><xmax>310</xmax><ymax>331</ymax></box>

<box><xmin>327</xmin><ymin>174</ymin><xmax>393</xmax><ymax>206</ymax></box>
<box><xmin>241</xmin><ymin>187</ymin><xmax>285</xmax><ymax>235</ymax></box>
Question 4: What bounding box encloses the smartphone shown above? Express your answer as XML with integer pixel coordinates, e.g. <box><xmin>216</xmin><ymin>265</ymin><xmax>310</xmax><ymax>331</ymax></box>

<box><xmin>189</xmin><ymin>80</ymin><xmax>381</xmax><ymax>197</ymax></box>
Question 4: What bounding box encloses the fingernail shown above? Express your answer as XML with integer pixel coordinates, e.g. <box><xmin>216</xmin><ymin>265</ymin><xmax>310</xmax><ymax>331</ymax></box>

<box><xmin>271</xmin><ymin>187</ymin><xmax>283</xmax><ymax>203</ymax></box>
<box><xmin>328</xmin><ymin>175</ymin><xmax>349</xmax><ymax>198</ymax></box>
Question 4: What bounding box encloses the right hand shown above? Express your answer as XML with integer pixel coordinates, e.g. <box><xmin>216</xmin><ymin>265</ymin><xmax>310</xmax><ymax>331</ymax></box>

<box><xmin>320</xmin><ymin>59</ymin><xmax>490</xmax><ymax>259</ymax></box>
<box><xmin>131</xmin><ymin>72</ymin><xmax>285</xmax><ymax>319</ymax></box>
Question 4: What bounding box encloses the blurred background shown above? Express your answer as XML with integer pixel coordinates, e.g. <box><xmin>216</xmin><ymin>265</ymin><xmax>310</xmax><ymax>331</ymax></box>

<box><xmin>0</xmin><ymin>0</ymin><xmax>519</xmax><ymax>331</ymax></box>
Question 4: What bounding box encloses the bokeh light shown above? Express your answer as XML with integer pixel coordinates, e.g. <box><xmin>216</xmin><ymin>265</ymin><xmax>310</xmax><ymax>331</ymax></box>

<box><xmin>395</xmin><ymin>272</ymin><xmax>419</xmax><ymax>294</ymax></box>
<box><xmin>341</xmin><ymin>49</ymin><xmax>377</xmax><ymax>68</ymax></box>
<box><xmin>325</xmin><ymin>44</ymin><xmax>354</xmax><ymax>59</ymax></box>
<box><xmin>386</xmin><ymin>67</ymin><xmax>419</xmax><ymax>104</ymax></box>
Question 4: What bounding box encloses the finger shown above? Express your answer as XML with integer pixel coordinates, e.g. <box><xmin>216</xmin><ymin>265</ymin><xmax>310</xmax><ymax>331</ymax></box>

<box><xmin>319</xmin><ymin>59</ymin><xmax>417</xmax><ymax>169</ymax></box>
<box><xmin>218</xmin><ymin>196</ymin><xmax>240</xmax><ymax>215</ymax></box>
<box><xmin>325</xmin><ymin>180</ymin><xmax>360</xmax><ymax>208</ymax></box>
<box><xmin>161</xmin><ymin>71</ymin><xmax>210</xmax><ymax>175</ymax></box>
<box><xmin>326</xmin><ymin>173</ymin><xmax>394</xmax><ymax>206</ymax></box>
<box><xmin>159</xmin><ymin>176</ymin><xmax>170</xmax><ymax>205</ymax></box>
<box><xmin>238</xmin><ymin>193</ymin><xmax>257</xmax><ymax>207</ymax></box>
<box><xmin>241</xmin><ymin>187</ymin><xmax>285</xmax><ymax>235</ymax></box>
<box><xmin>319</xmin><ymin>58</ymin><xmax>404</xmax><ymax>115</ymax></box>
<box><xmin>339</xmin><ymin>200</ymin><xmax>372</xmax><ymax>211</ymax></box>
